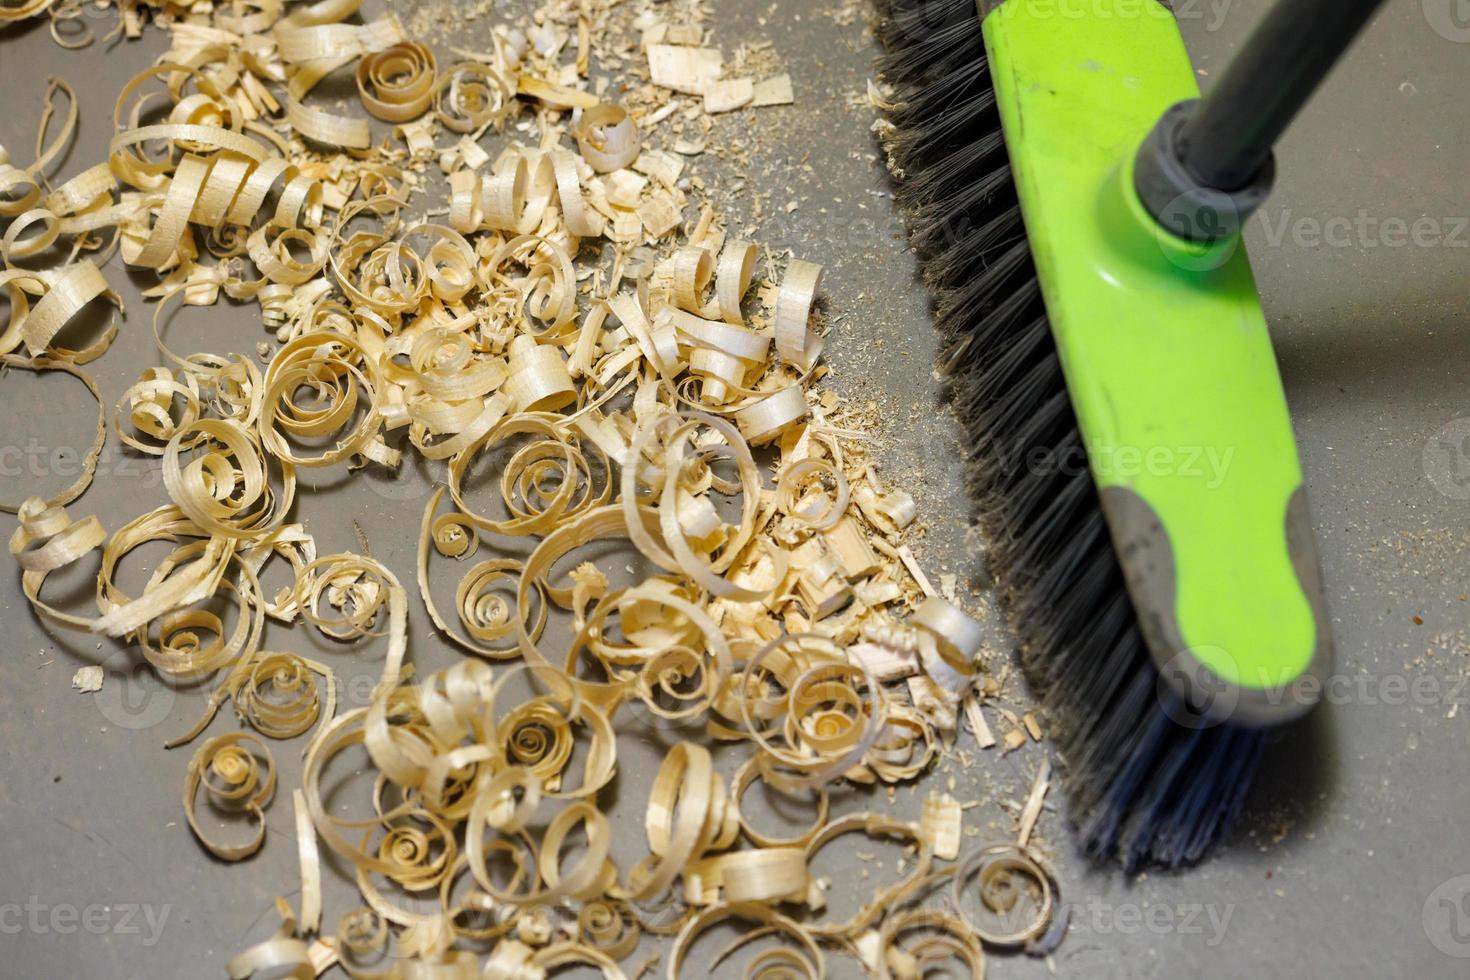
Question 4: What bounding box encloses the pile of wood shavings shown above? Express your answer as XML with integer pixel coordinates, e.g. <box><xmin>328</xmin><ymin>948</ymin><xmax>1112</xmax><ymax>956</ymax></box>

<box><xmin>0</xmin><ymin>0</ymin><xmax>1061</xmax><ymax>976</ymax></box>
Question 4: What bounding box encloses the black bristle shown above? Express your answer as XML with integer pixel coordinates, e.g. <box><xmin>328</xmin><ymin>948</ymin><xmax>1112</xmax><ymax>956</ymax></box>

<box><xmin>900</xmin><ymin>152</ymin><xmax>1009</xmax><ymax>247</ymax></box>
<box><xmin>877</xmin><ymin>0</ymin><xmax>990</xmax><ymax>88</ymax></box>
<box><xmin>923</xmin><ymin>202</ymin><xmax>1024</xmax><ymax>289</ymax></box>
<box><xmin>887</xmin><ymin>89</ymin><xmax>997</xmax><ymax>176</ymax></box>
<box><xmin>874</xmin><ymin>0</ymin><xmax>1265</xmax><ymax>870</ymax></box>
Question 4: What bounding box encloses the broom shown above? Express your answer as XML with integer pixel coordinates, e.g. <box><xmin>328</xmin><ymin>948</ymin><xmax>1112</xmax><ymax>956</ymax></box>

<box><xmin>874</xmin><ymin>0</ymin><xmax>1382</xmax><ymax>867</ymax></box>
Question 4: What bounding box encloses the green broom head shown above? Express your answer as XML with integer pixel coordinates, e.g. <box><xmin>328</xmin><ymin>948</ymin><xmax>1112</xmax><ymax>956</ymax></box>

<box><xmin>877</xmin><ymin>0</ymin><xmax>1331</xmax><ymax>867</ymax></box>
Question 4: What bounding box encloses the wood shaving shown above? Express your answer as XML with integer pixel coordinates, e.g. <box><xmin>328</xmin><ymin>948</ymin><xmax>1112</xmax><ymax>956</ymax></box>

<box><xmin>0</xmin><ymin>0</ymin><xmax>1063</xmax><ymax>974</ymax></box>
<box><xmin>647</xmin><ymin>44</ymin><xmax>723</xmax><ymax>95</ymax></box>
<box><xmin>964</xmin><ymin>693</ymin><xmax>997</xmax><ymax>749</ymax></box>
<box><xmin>70</xmin><ymin>665</ymin><xmax>103</xmax><ymax>692</ymax></box>
<box><xmin>752</xmin><ymin>73</ymin><xmax>796</xmax><ymax>107</ymax></box>
<box><xmin>704</xmin><ymin>77</ymin><xmax>754</xmax><ymax>114</ymax></box>
<box><xmin>1018</xmin><ymin>758</ymin><xmax>1053</xmax><ymax>848</ymax></box>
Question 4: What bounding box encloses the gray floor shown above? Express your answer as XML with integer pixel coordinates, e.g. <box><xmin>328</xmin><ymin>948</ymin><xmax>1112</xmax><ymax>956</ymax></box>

<box><xmin>1</xmin><ymin>0</ymin><xmax>1468</xmax><ymax>977</ymax></box>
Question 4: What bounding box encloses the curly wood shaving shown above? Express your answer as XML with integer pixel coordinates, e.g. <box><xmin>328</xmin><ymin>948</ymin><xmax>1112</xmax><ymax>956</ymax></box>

<box><xmin>0</xmin><ymin>2</ymin><xmax>1053</xmax><ymax>976</ymax></box>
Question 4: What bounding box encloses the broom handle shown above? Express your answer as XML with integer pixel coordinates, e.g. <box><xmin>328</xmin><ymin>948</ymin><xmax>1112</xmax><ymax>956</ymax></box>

<box><xmin>1177</xmin><ymin>0</ymin><xmax>1389</xmax><ymax>191</ymax></box>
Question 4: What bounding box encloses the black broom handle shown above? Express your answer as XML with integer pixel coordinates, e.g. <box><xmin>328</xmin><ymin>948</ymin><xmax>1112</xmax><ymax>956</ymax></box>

<box><xmin>1177</xmin><ymin>0</ymin><xmax>1389</xmax><ymax>191</ymax></box>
